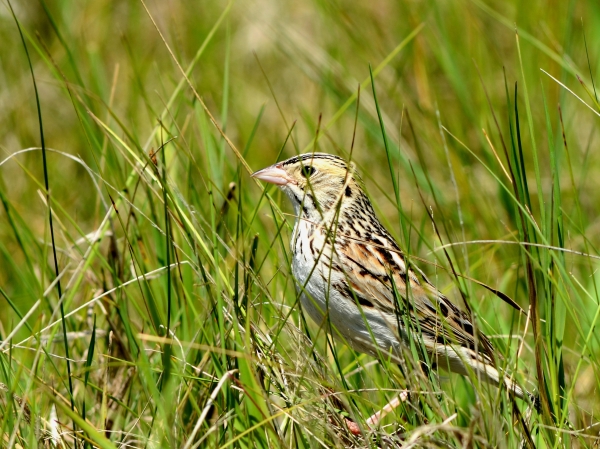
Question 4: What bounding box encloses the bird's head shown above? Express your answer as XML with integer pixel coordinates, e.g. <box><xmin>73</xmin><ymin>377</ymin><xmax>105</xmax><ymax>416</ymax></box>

<box><xmin>252</xmin><ymin>153</ymin><xmax>362</xmax><ymax>220</ymax></box>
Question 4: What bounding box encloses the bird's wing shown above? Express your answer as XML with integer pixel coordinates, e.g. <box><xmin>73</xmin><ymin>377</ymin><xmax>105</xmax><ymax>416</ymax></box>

<box><xmin>336</xmin><ymin>236</ymin><xmax>495</xmax><ymax>361</ymax></box>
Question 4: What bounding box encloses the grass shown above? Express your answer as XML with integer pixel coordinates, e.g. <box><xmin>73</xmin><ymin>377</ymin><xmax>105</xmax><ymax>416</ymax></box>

<box><xmin>1</xmin><ymin>0</ymin><xmax>599</xmax><ymax>447</ymax></box>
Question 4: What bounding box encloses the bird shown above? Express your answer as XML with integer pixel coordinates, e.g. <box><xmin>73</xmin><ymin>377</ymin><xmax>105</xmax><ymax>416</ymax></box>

<box><xmin>252</xmin><ymin>152</ymin><xmax>535</xmax><ymax>406</ymax></box>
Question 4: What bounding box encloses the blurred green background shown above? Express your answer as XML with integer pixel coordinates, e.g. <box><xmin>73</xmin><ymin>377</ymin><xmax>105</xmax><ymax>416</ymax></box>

<box><xmin>1</xmin><ymin>0</ymin><xmax>600</xmax><ymax>447</ymax></box>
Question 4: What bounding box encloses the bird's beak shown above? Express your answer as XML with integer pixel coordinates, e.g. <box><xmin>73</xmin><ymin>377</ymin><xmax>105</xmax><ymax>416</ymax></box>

<box><xmin>251</xmin><ymin>163</ymin><xmax>296</xmax><ymax>186</ymax></box>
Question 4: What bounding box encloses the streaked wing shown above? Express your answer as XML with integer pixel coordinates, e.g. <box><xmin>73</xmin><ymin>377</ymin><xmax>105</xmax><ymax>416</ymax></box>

<box><xmin>335</xmin><ymin>233</ymin><xmax>495</xmax><ymax>361</ymax></box>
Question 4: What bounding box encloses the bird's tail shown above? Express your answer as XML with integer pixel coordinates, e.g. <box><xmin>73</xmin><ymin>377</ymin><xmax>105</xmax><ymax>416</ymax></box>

<box><xmin>443</xmin><ymin>347</ymin><xmax>539</xmax><ymax>409</ymax></box>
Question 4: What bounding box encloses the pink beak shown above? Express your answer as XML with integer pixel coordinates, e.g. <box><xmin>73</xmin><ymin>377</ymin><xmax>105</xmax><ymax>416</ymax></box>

<box><xmin>251</xmin><ymin>163</ymin><xmax>296</xmax><ymax>186</ymax></box>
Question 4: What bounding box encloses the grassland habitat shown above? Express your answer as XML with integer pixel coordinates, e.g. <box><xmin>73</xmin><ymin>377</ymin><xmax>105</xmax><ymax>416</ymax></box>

<box><xmin>1</xmin><ymin>0</ymin><xmax>600</xmax><ymax>447</ymax></box>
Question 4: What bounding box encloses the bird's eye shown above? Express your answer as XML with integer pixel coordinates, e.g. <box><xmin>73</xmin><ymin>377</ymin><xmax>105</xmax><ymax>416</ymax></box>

<box><xmin>301</xmin><ymin>165</ymin><xmax>316</xmax><ymax>178</ymax></box>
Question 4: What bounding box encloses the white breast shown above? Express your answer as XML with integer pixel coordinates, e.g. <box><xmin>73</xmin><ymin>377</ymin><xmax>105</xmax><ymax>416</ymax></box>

<box><xmin>290</xmin><ymin>219</ymin><xmax>403</xmax><ymax>360</ymax></box>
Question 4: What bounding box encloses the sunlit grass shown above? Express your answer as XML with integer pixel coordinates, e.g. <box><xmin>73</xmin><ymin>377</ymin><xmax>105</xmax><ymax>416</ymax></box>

<box><xmin>0</xmin><ymin>0</ymin><xmax>599</xmax><ymax>447</ymax></box>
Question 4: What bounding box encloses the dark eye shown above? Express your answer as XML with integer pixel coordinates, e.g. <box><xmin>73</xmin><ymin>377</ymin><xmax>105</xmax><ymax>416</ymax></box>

<box><xmin>301</xmin><ymin>165</ymin><xmax>316</xmax><ymax>178</ymax></box>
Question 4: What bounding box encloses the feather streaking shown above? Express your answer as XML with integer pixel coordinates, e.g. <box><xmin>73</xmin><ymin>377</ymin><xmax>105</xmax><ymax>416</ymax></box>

<box><xmin>252</xmin><ymin>152</ymin><xmax>536</xmax><ymax>405</ymax></box>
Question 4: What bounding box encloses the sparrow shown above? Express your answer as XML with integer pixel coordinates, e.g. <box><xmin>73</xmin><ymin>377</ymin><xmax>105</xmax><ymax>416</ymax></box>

<box><xmin>252</xmin><ymin>152</ymin><xmax>534</xmax><ymax>405</ymax></box>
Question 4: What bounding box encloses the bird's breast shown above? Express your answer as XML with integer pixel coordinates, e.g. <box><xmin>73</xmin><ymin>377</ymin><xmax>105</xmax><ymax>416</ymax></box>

<box><xmin>290</xmin><ymin>221</ymin><xmax>401</xmax><ymax>358</ymax></box>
